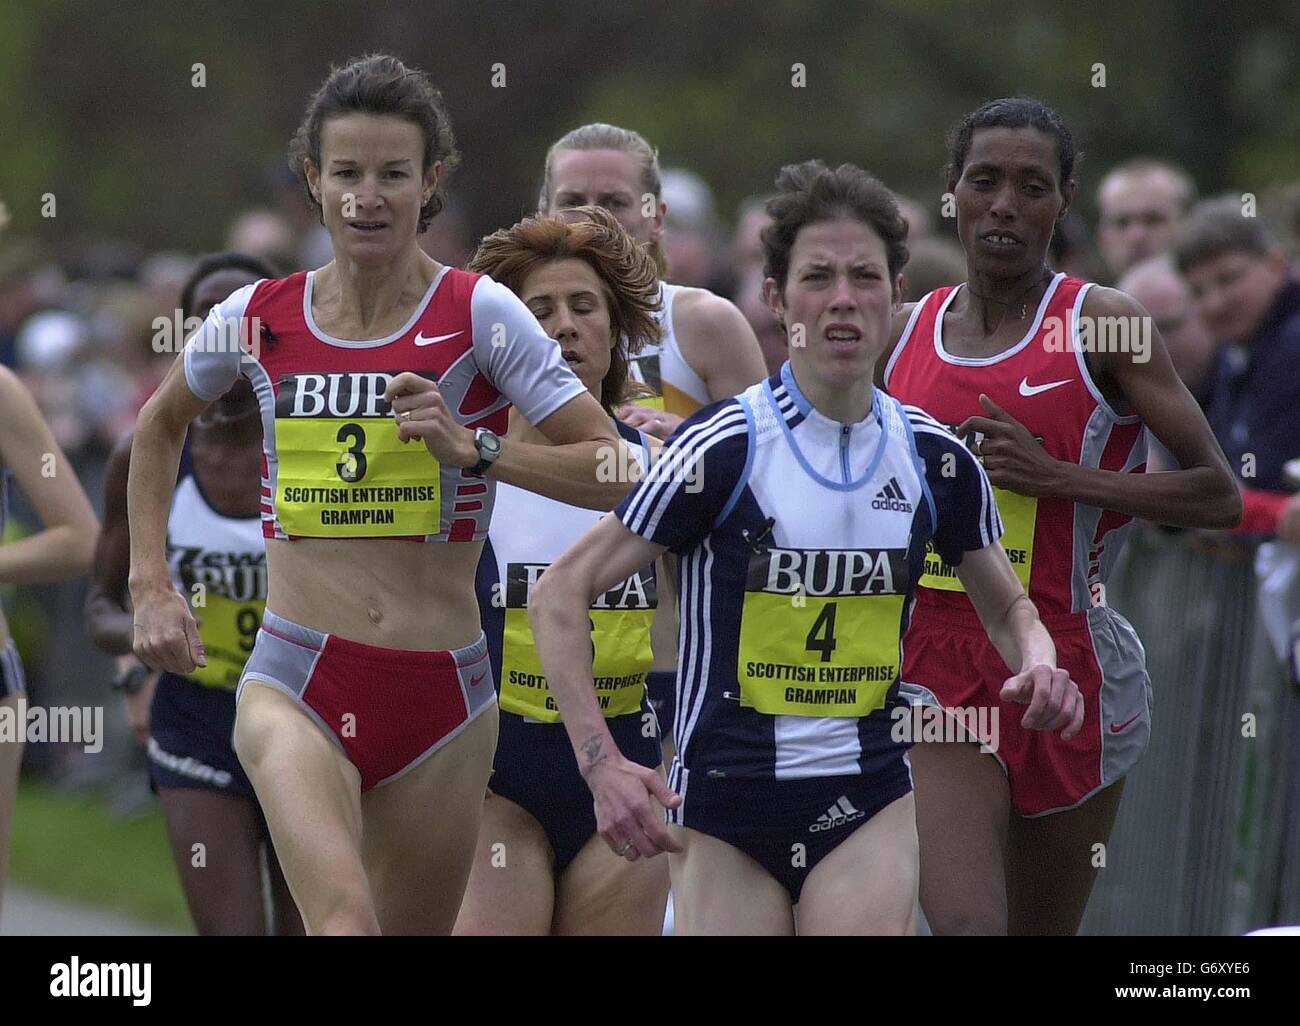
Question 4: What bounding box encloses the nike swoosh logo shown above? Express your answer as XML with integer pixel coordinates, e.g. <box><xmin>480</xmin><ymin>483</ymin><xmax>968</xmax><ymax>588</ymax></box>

<box><xmin>414</xmin><ymin>331</ymin><xmax>463</xmax><ymax>347</ymax></box>
<box><xmin>1110</xmin><ymin>713</ymin><xmax>1142</xmax><ymax>733</ymax></box>
<box><xmin>1018</xmin><ymin>376</ymin><xmax>1072</xmax><ymax>397</ymax></box>
<box><xmin>469</xmin><ymin>672</ymin><xmax>486</xmax><ymax>687</ymax></box>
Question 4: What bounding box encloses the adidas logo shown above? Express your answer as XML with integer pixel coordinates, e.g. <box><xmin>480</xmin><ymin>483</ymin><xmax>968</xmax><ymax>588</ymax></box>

<box><xmin>810</xmin><ymin>795</ymin><xmax>867</xmax><ymax>833</ymax></box>
<box><xmin>871</xmin><ymin>477</ymin><xmax>913</xmax><ymax>513</ymax></box>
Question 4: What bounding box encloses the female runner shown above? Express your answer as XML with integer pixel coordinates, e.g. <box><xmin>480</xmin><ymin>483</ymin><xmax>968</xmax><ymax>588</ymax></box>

<box><xmin>129</xmin><ymin>55</ymin><xmax>628</xmax><ymax>935</ymax></box>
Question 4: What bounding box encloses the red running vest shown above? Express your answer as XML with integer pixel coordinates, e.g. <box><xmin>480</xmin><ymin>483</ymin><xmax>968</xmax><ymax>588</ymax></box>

<box><xmin>884</xmin><ymin>273</ymin><xmax>1147</xmax><ymax>621</ymax></box>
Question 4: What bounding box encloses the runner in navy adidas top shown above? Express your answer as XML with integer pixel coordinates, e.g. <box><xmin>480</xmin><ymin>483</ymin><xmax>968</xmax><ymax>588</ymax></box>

<box><xmin>530</xmin><ymin>161</ymin><xmax>1084</xmax><ymax>934</ymax></box>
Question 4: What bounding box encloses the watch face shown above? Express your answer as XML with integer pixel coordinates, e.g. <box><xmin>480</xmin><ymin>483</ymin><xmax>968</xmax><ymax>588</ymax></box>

<box><xmin>478</xmin><ymin>430</ymin><xmax>502</xmax><ymax>456</ymax></box>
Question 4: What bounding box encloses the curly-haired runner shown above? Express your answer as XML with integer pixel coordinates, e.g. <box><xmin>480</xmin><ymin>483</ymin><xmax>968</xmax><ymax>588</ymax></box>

<box><xmin>453</xmin><ymin>207</ymin><xmax>675</xmax><ymax>934</ymax></box>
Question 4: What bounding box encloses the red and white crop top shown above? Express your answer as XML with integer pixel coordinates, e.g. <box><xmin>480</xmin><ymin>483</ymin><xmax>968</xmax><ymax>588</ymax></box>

<box><xmin>183</xmin><ymin>266</ymin><xmax>586</xmax><ymax>543</ymax></box>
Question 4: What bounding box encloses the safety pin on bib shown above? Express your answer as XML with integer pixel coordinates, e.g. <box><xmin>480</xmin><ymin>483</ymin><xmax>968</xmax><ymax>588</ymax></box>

<box><xmin>741</xmin><ymin>516</ymin><xmax>776</xmax><ymax>554</ymax></box>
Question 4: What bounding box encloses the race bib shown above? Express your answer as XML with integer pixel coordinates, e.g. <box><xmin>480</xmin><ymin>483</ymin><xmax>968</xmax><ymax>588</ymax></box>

<box><xmin>169</xmin><ymin>543</ymin><xmax>266</xmax><ymax>689</ymax></box>
<box><xmin>737</xmin><ymin>547</ymin><xmax>908</xmax><ymax>717</ymax></box>
<box><xmin>627</xmin><ymin>352</ymin><xmax>665</xmax><ymax>411</ymax></box>
<box><xmin>921</xmin><ymin>486</ymin><xmax>1036</xmax><ymax>591</ymax></box>
<box><xmin>189</xmin><ymin>594</ymin><xmax>265</xmax><ymax>689</ymax></box>
<box><xmin>499</xmin><ymin>562</ymin><xmax>656</xmax><ymax>722</ymax></box>
<box><xmin>273</xmin><ymin>372</ymin><xmax>441</xmax><ymax>537</ymax></box>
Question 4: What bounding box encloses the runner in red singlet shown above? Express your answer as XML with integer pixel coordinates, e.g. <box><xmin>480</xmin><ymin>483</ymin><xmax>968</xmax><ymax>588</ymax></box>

<box><xmin>880</xmin><ymin>98</ymin><xmax>1241</xmax><ymax>935</ymax></box>
<box><xmin>129</xmin><ymin>56</ymin><xmax>624</xmax><ymax>935</ymax></box>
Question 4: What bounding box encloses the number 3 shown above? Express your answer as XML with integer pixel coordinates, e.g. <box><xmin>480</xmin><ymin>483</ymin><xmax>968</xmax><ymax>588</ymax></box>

<box><xmin>336</xmin><ymin>423</ymin><xmax>367</xmax><ymax>482</ymax></box>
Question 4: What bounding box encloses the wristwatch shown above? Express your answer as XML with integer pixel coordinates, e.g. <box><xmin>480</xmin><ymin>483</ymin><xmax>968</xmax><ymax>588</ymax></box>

<box><xmin>468</xmin><ymin>427</ymin><xmax>502</xmax><ymax>478</ymax></box>
<box><xmin>112</xmin><ymin>662</ymin><xmax>151</xmax><ymax>695</ymax></box>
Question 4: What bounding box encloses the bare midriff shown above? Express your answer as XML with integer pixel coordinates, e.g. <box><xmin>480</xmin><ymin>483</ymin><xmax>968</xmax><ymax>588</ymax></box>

<box><xmin>265</xmin><ymin>536</ymin><xmax>483</xmax><ymax>652</ymax></box>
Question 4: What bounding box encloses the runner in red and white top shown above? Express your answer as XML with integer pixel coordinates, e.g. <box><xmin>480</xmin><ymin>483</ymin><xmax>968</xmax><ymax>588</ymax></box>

<box><xmin>128</xmin><ymin>56</ymin><xmax>627</xmax><ymax>936</ymax></box>
<box><xmin>880</xmin><ymin>97</ymin><xmax>1240</xmax><ymax>935</ymax></box>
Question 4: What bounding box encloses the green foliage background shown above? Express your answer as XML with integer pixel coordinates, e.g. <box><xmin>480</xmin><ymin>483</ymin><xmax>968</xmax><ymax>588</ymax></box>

<box><xmin>1</xmin><ymin>0</ymin><xmax>1297</xmax><ymax>249</ymax></box>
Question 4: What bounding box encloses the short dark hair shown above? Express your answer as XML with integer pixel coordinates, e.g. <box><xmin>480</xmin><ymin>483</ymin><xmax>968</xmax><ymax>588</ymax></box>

<box><xmin>946</xmin><ymin>97</ymin><xmax>1077</xmax><ymax>188</ymax></box>
<box><xmin>180</xmin><ymin>252</ymin><xmax>279</xmax><ymax>321</ymax></box>
<box><xmin>1173</xmin><ymin>195</ymin><xmax>1280</xmax><ymax>273</ymax></box>
<box><xmin>288</xmin><ymin>54</ymin><xmax>461</xmax><ymax>233</ymax></box>
<box><xmin>761</xmin><ymin>161</ymin><xmax>909</xmax><ymax>290</ymax></box>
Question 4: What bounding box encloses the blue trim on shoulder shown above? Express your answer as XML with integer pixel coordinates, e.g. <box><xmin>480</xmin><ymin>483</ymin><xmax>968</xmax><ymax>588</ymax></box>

<box><xmin>896</xmin><ymin>398</ymin><xmax>937</xmax><ymax>537</ymax></box>
<box><xmin>764</xmin><ymin>377</ymin><xmax>887</xmax><ymax>493</ymax></box>
<box><xmin>715</xmin><ymin>393</ymin><xmax>756</xmax><ymax>527</ymax></box>
<box><xmin>778</xmin><ymin>361</ymin><xmax>811</xmax><ymax>416</ymax></box>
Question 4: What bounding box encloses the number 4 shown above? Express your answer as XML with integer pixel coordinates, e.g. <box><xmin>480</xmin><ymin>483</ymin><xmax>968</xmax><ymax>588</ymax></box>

<box><xmin>805</xmin><ymin>602</ymin><xmax>838</xmax><ymax>662</ymax></box>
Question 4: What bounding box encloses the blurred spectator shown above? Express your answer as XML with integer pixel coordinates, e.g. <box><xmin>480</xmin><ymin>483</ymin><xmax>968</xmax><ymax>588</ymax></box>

<box><xmin>731</xmin><ymin>195</ymin><xmax>771</xmax><ymax>280</ymax></box>
<box><xmin>64</xmin><ymin>241</ymin><xmax>141</xmax><ymax>283</ymax></box>
<box><xmin>893</xmin><ymin>192</ymin><xmax>932</xmax><ymax>243</ymax></box>
<box><xmin>733</xmin><ymin>262</ymin><xmax>786</xmax><ymax>375</ymax></box>
<box><xmin>266</xmin><ymin>161</ymin><xmax>329</xmax><ymax>270</ymax></box>
<box><xmin>728</xmin><ymin>196</ymin><xmax>784</xmax><ymax>374</ymax></box>
<box><xmin>0</xmin><ymin>239</ymin><xmax>62</xmax><ymax>369</ymax></box>
<box><xmin>138</xmin><ymin>251</ymin><xmax>194</xmax><ymax>322</ymax></box>
<box><xmin>226</xmin><ymin>208</ymin><xmax>298</xmax><ymax>272</ymax></box>
<box><xmin>90</xmin><ymin>281</ymin><xmax>170</xmax><ymax>435</ymax></box>
<box><xmin>1096</xmin><ymin>157</ymin><xmax>1196</xmax><ymax>281</ymax></box>
<box><xmin>1118</xmin><ymin>256</ymin><xmax>1218</xmax><ymax>472</ymax></box>
<box><xmin>1050</xmin><ymin>209</ymin><xmax>1102</xmax><ymax>281</ymax></box>
<box><xmin>1118</xmin><ymin>256</ymin><xmax>1216</xmax><ymax>400</ymax></box>
<box><xmin>13</xmin><ymin>310</ymin><xmax>128</xmax><ymax>460</ymax></box>
<box><xmin>418</xmin><ymin>193</ymin><xmax>475</xmax><ymax>269</ymax></box>
<box><xmin>661</xmin><ymin>167</ymin><xmax>730</xmax><ymax>294</ymax></box>
<box><xmin>1261</xmin><ymin>181</ymin><xmax>1300</xmax><ymax>259</ymax></box>
<box><xmin>901</xmin><ymin>237</ymin><xmax>966</xmax><ymax>302</ymax></box>
<box><xmin>1174</xmin><ymin>196</ymin><xmax>1300</xmax><ymax>540</ymax></box>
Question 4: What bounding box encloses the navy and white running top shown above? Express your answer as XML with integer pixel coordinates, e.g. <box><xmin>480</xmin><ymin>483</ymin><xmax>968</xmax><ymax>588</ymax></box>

<box><xmin>166</xmin><ymin>472</ymin><xmax>267</xmax><ymax>690</ymax></box>
<box><xmin>616</xmin><ymin>361</ymin><xmax>1001</xmax><ymax>784</ymax></box>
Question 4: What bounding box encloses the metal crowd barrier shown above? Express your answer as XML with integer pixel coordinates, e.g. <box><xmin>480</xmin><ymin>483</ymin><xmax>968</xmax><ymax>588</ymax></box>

<box><xmin>1081</xmin><ymin>526</ymin><xmax>1300</xmax><ymax>934</ymax></box>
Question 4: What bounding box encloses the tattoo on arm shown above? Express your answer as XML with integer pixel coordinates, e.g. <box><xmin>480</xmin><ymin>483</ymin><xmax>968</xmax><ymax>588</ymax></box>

<box><xmin>580</xmin><ymin>734</ymin><xmax>607</xmax><ymax>771</ymax></box>
<box><xmin>998</xmin><ymin>591</ymin><xmax>1032</xmax><ymax>625</ymax></box>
